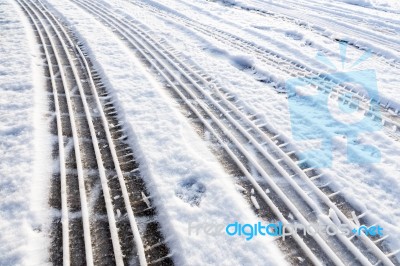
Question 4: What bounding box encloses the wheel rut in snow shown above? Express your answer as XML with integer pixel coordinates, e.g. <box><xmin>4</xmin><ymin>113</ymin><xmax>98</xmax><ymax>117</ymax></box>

<box><xmin>17</xmin><ymin>0</ymin><xmax>173</xmax><ymax>265</ymax></box>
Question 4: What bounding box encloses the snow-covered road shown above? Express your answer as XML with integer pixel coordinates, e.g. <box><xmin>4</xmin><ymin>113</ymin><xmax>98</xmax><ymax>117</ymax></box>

<box><xmin>1</xmin><ymin>0</ymin><xmax>400</xmax><ymax>265</ymax></box>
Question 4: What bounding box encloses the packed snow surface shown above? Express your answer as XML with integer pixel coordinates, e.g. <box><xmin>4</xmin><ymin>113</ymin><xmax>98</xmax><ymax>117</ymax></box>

<box><xmin>1</xmin><ymin>0</ymin><xmax>399</xmax><ymax>265</ymax></box>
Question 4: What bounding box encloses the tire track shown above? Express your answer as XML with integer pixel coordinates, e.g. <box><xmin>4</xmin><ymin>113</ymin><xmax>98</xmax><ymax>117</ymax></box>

<box><xmin>72</xmin><ymin>0</ymin><xmax>399</xmax><ymax>264</ymax></box>
<box><xmin>126</xmin><ymin>0</ymin><xmax>400</xmax><ymax>146</ymax></box>
<box><xmin>17</xmin><ymin>0</ymin><xmax>173</xmax><ymax>265</ymax></box>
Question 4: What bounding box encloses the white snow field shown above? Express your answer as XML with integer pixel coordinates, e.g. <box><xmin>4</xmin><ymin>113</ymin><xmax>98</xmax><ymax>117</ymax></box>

<box><xmin>1</xmin><ymin>0</ymin><xmax>399</xmax><ymax>265</ymax></box>
<box><xmin>0</xmin><ymin>0</ymin><xmax>52</xmax><ymax>265</ymax></box>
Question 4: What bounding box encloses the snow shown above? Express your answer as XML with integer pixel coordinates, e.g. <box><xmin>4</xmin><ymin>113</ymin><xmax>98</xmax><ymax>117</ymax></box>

<box><xmin>0</xmin><ymin>0</ymin><xmax>51</xmax><ymax>264</ymax></box>
<box><xmin>43</xmin><ymin>0</ymin><xmax>288</xmax><ymax>265</ymax></box>
<box><xmin>103</xmin><ymin>0</ymin><xmax>400</xmax><ymax>257</ymax></box>
<box><xmin>2</xmin><ymin>0</ymin><xmax>400</xmax><ymax>264</ymax></box>
<box><xmin>333</xmin><ymin>0</ymin><xmax>400</xmax><ymax>9</ymax></box>
<box><xmin>250</xmin><ymin>196</ymin><xmax>261</xmax><ymax>210</ymax></box>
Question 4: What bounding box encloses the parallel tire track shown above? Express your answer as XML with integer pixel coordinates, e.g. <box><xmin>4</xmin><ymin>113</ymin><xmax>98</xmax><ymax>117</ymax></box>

<box><xmin>212</xmin><ymin>0</ymin><xmax>400</xmax><ymax>62</ymax></box>
<box><xmin>73</xmin><ymin>0</ymin><xmax>398</xmax><ymax>265</ymax></box>
<box><xmin>17</xmin><ymin>0</ymin><xmax>173</xmax><ymax>265</ymax></box>
<box><xmin>129</xmin><ymin>0</ymin><xmax>400</xmax><ymax>144</ymax></box>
